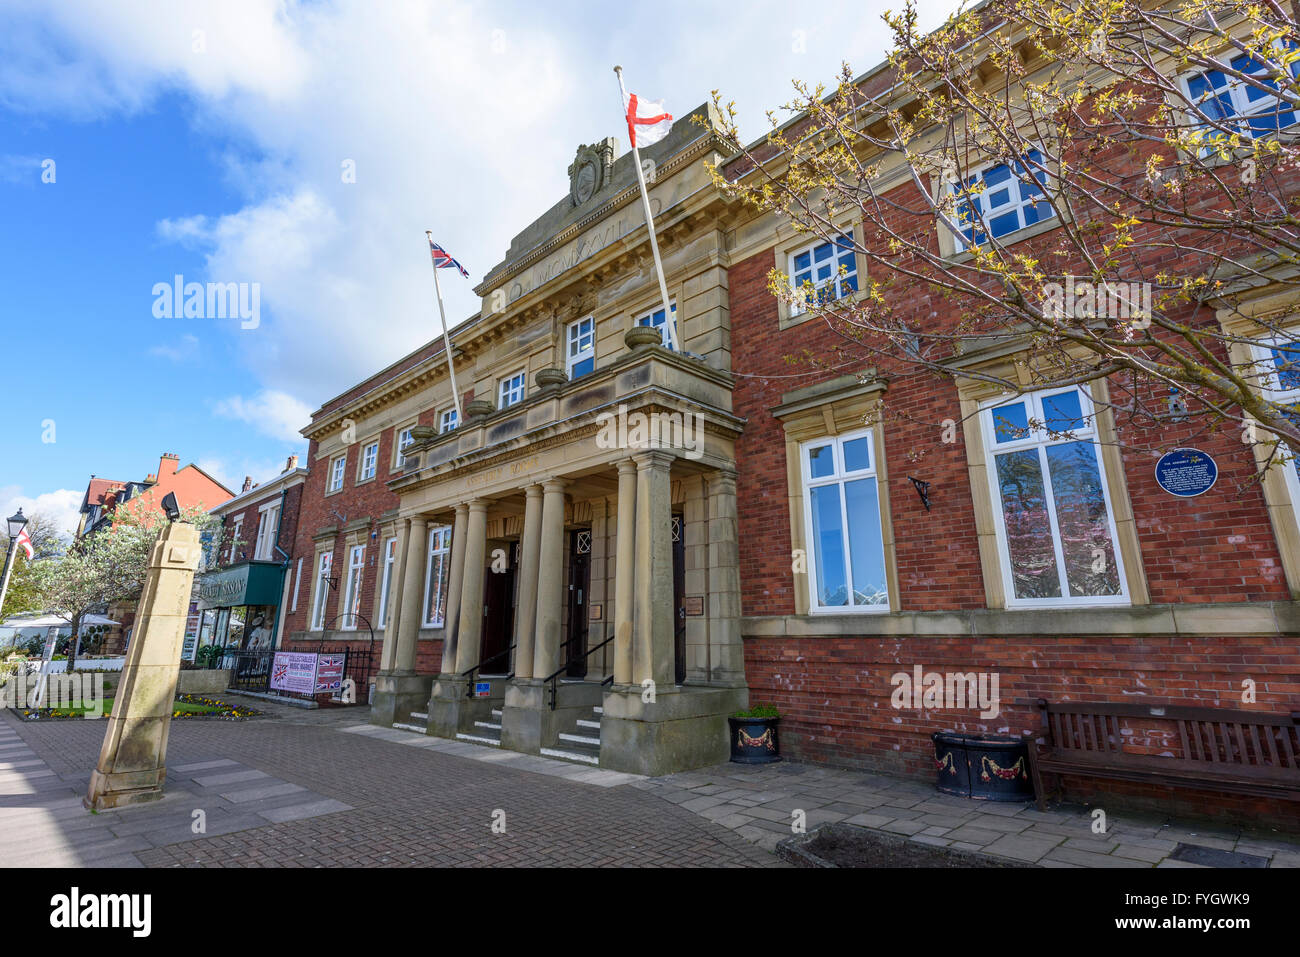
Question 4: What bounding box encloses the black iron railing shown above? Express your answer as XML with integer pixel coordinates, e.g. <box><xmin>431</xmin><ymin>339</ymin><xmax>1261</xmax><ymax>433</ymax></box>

<box><xmin>543</xmin><ymin>633</ymin><xmax>614</xmax><ymax>710</ymax></box>
<box><xmin>461</xmin><ymin>644</ymin><xmax>515</xmax><ymax>698</ymax></box>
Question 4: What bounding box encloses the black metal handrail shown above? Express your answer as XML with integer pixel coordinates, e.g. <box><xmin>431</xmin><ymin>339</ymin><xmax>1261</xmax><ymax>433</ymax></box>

<box><xmin>461</xmin><ymin>643</ymin><xmax>516</xmax><ymax>698</ymax></box>
<box><xmin>543</xmin><ymin>634</ymin><xmax>614</xmax><ymax>710</ymax></box>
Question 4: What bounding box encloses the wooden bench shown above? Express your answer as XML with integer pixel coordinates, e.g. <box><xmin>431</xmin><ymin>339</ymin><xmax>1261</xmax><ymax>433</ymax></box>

<box><xmin>1025</xmin><ymin>699</ymin><xmax>1300</xmax><ymax>810</ymax></box>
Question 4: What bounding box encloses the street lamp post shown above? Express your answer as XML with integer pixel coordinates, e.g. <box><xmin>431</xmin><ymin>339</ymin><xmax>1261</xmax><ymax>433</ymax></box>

<box><xmin>0</xmin><ymin>508</ymin><xmax>29</xmax><ymax>620</ymax></box>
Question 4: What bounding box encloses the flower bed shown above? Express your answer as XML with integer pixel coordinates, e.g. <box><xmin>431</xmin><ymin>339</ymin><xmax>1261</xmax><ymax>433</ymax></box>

<box><xmin>16</xmin><ymin>693</ymin><xmax>262</xmax><ymax>721</ymax></box>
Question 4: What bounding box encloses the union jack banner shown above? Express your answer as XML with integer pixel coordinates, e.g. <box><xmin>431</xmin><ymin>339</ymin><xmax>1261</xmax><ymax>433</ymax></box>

<box><xmin>428</xmin><ymin>238</ymin><xmax>469</xmax><ymax>278</ymax></box>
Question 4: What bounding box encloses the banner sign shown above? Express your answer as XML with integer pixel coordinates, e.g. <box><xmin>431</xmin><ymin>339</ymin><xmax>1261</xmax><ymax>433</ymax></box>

<box><xmin>1154</xmin><ymin>448</ymin><xmax>1218</xmax><ymax>498</ymax></box>
<box><xmin>474</xmin><ymin>681</ymin><xmax>491</xmax><ymax>698</ymax></box>
<box><xmin>315</xmin><ymin>654</ymin><xmax>346</xmax><ymax>694</ymax></box>
<box><xmin>270</xmin><ymin>652</ymin><xmax>318</xmax><ymax>694</ymax></box>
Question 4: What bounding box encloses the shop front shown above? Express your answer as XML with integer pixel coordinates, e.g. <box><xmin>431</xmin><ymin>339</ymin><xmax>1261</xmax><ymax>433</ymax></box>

<box><xmin>193</xmin><ymin>560</ymin><xmax>287</xmax><ymax>688</ymax></box>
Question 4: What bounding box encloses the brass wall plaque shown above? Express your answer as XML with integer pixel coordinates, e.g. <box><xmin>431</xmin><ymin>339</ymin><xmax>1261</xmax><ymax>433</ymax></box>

<box><xmin>683</xmin><ymin>596</ymin><xmax>704</xmax><ymax>617</ymax></box>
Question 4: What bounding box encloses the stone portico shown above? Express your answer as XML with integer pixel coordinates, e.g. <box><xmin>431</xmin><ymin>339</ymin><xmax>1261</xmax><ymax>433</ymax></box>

<box><xmin>371</xmin><ymin>342</ymin><xmax>749</xmax><ymax>775</ymax></box>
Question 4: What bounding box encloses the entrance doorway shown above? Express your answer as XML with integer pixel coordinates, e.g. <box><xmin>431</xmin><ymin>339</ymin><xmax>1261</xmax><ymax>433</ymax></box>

<box><xmin>564</xmin><ymin>528</ymin><xmax>592</xmax><ymax>678</ymax></box>
<box><xmin>480</xmin><ymin>542</ymin><xmax>516</xmax><ymax>675</ymax></box>
<box><xmin>673</xmin><ymin>514</ymin><xmax>685</xmax><ymax>685</ymax></box>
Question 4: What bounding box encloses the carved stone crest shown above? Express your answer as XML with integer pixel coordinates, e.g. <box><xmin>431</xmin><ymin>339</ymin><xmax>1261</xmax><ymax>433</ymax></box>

<box><xmin>568</xmin><ymin>138</ymin><xmax>617</xmax><ymax>207</ymax></box>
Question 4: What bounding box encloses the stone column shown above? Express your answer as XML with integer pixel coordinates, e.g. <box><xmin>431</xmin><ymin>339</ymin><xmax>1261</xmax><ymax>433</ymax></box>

<box><xmin>634</xmin><ymin>452</ymin><xmax>674</xmax><ymax>687</ymax></box>
<box><xmin>513</xmin><ymin>485</ymin><xmax>544</xmax><ymax>679</ymax></box>
<box><xmin>440</xmin><ymin>504</ymin><xmax>469</xmax><ymax>674</ymax></box>
<box><xmin>531</xmin><ymin>478</ymin><xmax>567</xmax><ymax>680</ymax></box>
<box><xmin>614</xmin><ymin>459</ymin><xmax>637</xmax><ymax>685</ymax></box>
<box><xmin>378</xmin><ymin>518</ymin><xmax>409</xmax><ymax>673</ymax></box>
<box><xmin>86</xmin><ymin>521</ymin><xmax>201</xmax><ymax>809</ymax></box>
<box><xmin>707</xmin><ymin>468</ymin><xmax>745</xmax><ymax>684</ymax></box>
<box><xmin>393</xmin><ymin>516</ymin><xmax>428</xmax><ymax>674</ymax></box>
<box><xmin>453</xmin><ymin>499</ymin><xmax>489</xmax><ymax>673</ymax></box>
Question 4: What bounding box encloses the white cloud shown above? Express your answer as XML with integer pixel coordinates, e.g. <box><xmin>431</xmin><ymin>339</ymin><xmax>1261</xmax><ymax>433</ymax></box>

<box><xmin>213</xmin><ymin>390</ymin><xmax>313</xmax><ymax>444</ymax></box>
<box><xmin>148</xmin><ymin>333</ymin><xmax>201</xmax><ymax>362</ymax></box>
<box><xmin>0</xmin><ymin>486</ymin><xmax>83</xmax><ymax>538</ymax></box>
<box><xmin>1</xmin><ymin>0</ymin><xmax>955</xmax><ymax>414</ymax></box>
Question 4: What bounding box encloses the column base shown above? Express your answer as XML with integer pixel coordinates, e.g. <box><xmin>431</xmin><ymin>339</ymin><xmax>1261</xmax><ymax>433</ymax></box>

<box><xmin>424</xmin><ymin>673</ymin><xmax>504</xmax><ymax>738</ymax></box>
<box><xmin>84</xmin><ymin>767</ymin><xmax>167</xmax><ymax>810</ymax></box>
<box><xmin>599</xmin><ymin>684</ymin><xmax>749</xmax><ymax>776</ymax></box>
<box><xmin>370</xmin><ymin>671</ymin><xmax>434</xmax><ymax>728</ymax></box>
<box><xmin>499</xmin><ymin>678</ymin><xmax>603</xmax><ymax>754</ymax></box>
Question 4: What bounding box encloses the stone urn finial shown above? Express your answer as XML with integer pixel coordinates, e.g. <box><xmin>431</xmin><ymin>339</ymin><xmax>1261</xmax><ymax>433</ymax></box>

<box><xmin>464</xmin><ymin>399</ymin><xmax>494</xmax><ymax>421</ymax></box>
<box><xmin>625</xmin><ymin>325</ymin><xmax>663</xmax><ymax>350</ymax></box>
<box><xmin>535</xmin><ymin>368</ymin><xmax>568</xmax><ymax>392</ymax></box>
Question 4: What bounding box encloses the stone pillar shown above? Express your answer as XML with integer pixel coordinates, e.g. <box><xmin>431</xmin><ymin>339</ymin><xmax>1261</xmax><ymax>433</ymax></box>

<box><xmin>393</xmin><ymin>516</ymin><xmax>429</xmax><ymax>674</ymax></box>
<box><xmin>614</xmin><ymin>459</ymin><xmax>637</xmax><ymax>685</ymax></box>
<box><xmin>633</xmin><ymin>452</ymin><xmax>675</xmax><ymax>687</ymax></box>
<box><xmin>378</xmin><ymin>518</ymin><xmax>410</xmax><ymax>673</ymax></box>
<box><xmin>85</xmin><ymin>522</ymin><xmax>201</xmax><ymax>809</ymax></box>
<box><xmin>707</xmin><ymin>468</ymin><xmax>746</xmax><ymax>685</ymax></box>
<box><xmin>512</xmin><ymin>485</ymin><xmax>543</xmax><ymax>679</ymax></box>
<box><xmin>440</xmin><ymin>504</ymin><xmax>469</xmax><ymax>674</ymax></box>
<box><xmin>531</xmin><ymin>478</ymin><xmax>567</xmax><ymax>680</ymax></box>
<box><xmin>453</xmin><ymin>499</ymin><xmax>489</xmax><ymax>673</ymax></box>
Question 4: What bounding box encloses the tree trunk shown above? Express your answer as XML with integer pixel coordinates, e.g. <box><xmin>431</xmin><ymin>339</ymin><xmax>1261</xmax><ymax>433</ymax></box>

<box><xmin>66</xmin><ymin>613</ymin><xmax>80</xmax><ymax>674</ymax></box>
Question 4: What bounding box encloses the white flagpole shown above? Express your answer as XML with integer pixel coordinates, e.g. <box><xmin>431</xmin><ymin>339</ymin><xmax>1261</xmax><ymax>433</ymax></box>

<box><xmin>614</xmin><ymin>66</ymin><xmax>681</xmax><ymax>353</ymax></box>
<box><xmin>425</xmin><ymin>231</ymin><xmax>465</xmax><ymax>424</ymax></box>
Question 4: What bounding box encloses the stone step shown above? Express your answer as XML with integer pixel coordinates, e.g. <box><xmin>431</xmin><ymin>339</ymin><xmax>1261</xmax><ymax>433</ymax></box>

<box><xmin>455</xmin><ymin>732</ymin><xmax>501</xmax><ymax>747</ymax></box>
<box><xmin>410</xmin><ymin>711</ymin><xmax>429</xmax><ymax>721</ymax></box>
<box><xmin>558</xmin><ymin>732</ymin><xmax>600</xmax><ymax>746</ymax></box>
<box><xmin>491</xmin><ymin>708</ymin><xmax>503</xmax><ymax>717</ymax></box>
<box><xmin>540</xmin><ymin>746</ymin><xmax>599</xmax><ymax>766</ymax></box>
<box><xmin>392</xmin><ymin>722</ymin><xmax>426</xmax><ymax>734</ymax></box>
<box><xmin>475</xmin><ymin>720</ymin><xmax>502</xmax><ymax>731</ymax></box>
<box><xmin>593</xmin><ymin>706</ymin><xmax>603</xmax><ymax>715</ymax></box>
<box><xmin>576</xmin><ymin>719</ymin><xmax>601</xmax><ymax>730</ymax></box>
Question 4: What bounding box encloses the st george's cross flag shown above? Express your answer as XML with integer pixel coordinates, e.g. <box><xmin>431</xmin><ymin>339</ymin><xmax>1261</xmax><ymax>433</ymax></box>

<box><xmin>622</xmin><ymin>91</ymin><xmax>673</xmax><ymax>149</ymax></box>
<box><xmin>15</xmin><ymin>527</ymin><xmax>33</xmax><ymax>560</ymax></box>
<box><xmin>427</xmin><ymin>238</ymin><xmax>469</xmax><ymax>278</ymax></box>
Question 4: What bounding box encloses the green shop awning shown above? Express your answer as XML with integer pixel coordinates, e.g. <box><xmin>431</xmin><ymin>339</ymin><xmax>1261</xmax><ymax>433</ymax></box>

<box><xmin>196</xmin><ymin>561</ymin><xmax>284</xmax><ymax>610</ymax></box>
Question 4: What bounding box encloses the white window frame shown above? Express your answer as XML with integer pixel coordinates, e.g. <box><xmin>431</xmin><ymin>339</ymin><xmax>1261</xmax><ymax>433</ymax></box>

<box><xmin>950</xmin><ymin>149</ymin><xmax>1053</xmax><ymax>252</ymax></box>
<box><xmin>439</xmin><ymin>408</ymin><xmax>458</xmax><ymax>433</ymax></box>
<box><xmin>395</xmin><ymin>427</ymin><xmax>415</xmax><ymax>469</ymax></box>
<box><xmin>310</xmin><ymin>551</ymin><xmax>333</xmax><ymax>631</ymax></box>
<box><xmin>228</xmin><ymin>518</ymin><xmax>243</xmax><ymax>563</ymax></box>
<box><xmin>328</xmin><ymin>454</ymin><xmax>346</xmax><ymax>492</ymax></box>
<box><xmin>290</xmin><ymin>556</ymin><xmax>303</xmax><ymax>613</ymax></box>
<box><xmin>498</xmin><ymin>369</ymin><xmax>526</xmax><ymax>409</ymax></box>
<box><xmin>566</xmin><ymin>316</ymin><xmax>596</xmax><ymax>377</ymax></box>
<box><xmin>799</xmin><ymin>428</ymin><xmax>890</xmax><ymax>614</ymax></box>
<box><xmin>1252</xmin><ymin>336</ymin><xmax>1300</xmax><ymax>509</ymax></box>
<box><xmin>359</xmin><ymin>441</ymin><xmax>378</xmax><ymax>481</ymax></box>
<box><xmin>788</xmin><ymin>234</ymin><xmax>858</xmax><ymax>317</ymax></box>
<box><xmin>341</xmin><ymin>544</ymin><xmax>364</xmax><ymax>630</ymax></box>
<box><xmin>254</xmin><ymin>502</ymin><xmax>280</xmax><ymax>560</ymax></box>
<box><xmin>979</xmin><ymin>385</ymin><xmax>1129</xmax><ymax>609</ymax></box>
<box><xmin>423</xmin><ymin>525</ymin><xmax>453</xmax><ymax>627</ymax></box>
<box><xmin>1179</xmin><ymin>49</ymin><xmax>1300</xmax><ymax>154</ymax></box>
<box><xmin>635</xmin><ymin>301</ymin><xmax>678</xmax><ymax>350</ymax></box>
<box><xmin>378</xmin><ymin>536</ymin><xmax>398</xmax><ymax>628</ymax></box>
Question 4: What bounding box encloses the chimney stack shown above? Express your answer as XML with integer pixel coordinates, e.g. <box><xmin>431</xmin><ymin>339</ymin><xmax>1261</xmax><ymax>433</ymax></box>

<box><xmin>241</xmin><ymin>476</ymin><xmax>253</xmax><ymax>493</ymax></box>
<box><xmin>284</xmin><ymin>454</ymin><xmax>299</xmax><ymax>473</ymax></box>
<box><xmin>158</xmin><ymin>453</ymin><xmax>180</xmax><ymax>480</ymax></box>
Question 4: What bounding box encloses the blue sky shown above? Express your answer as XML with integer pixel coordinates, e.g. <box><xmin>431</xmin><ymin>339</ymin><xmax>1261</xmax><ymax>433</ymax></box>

<box><xmin>0</xmin><ymin>0</ymin><xmax>950</xmax><ymax>535</ymax></box>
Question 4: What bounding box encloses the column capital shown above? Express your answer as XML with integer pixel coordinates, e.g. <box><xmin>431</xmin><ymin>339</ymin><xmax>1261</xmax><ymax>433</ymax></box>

<box><xmin>453</xmin><ymin>502</ymin><xmax>470</xmax><ymax>515</ymax></box>
<box><xmin>633</xmin><ymin>450</ymin><xmax>675</xmax><ymax>471</ymax></box>
<box><xmin>617</xmin><ymin>458</ymin><xmax>638</xmax><ymax>477</ymax></box>
<box><xmin>524</xmin><ymin>483</ymin><xmax>544</xmax><ymax>498</ymax></box>
<box><xmin>707</xmin><ymin>467</ymin><xmax>738</xmax><ymax>490</ymax></box>
<box><xmin>540</xmin><ymin>477</ymin><xmax>568</xmax><ymax>494</ymax></box>
<box><xmin>467</xmin><ymin>498</ymin><xmax>490</xmax><ymax>513</ymax></box>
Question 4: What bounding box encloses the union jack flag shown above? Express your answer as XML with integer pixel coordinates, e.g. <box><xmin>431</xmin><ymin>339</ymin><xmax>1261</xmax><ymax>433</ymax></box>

<box><xmin>428</xmin><ymin>238</ymin><xmax>469</xmax><ymax>278</ymax></box>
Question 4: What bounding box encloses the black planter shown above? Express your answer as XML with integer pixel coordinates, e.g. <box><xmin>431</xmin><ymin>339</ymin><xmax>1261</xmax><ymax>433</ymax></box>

<box><xmin>931</xmin><ymin>732</ymin><xmax>1033</xmax><ymax>802</ymax></box>
<box><xmin>729</xmin><ymin>715</ymin><xmax>782</xmax><ymax>764</ymax></box>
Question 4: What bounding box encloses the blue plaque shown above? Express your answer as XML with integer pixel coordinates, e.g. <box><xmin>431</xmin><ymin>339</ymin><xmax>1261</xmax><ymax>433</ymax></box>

<box><xmin>1154</xmin><ymin>448</ymin><xmax>1218</xmax><ymax>498</ymax></box>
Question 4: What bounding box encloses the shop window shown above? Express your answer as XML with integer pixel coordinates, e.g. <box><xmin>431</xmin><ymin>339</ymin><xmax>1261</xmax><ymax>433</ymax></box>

<box><xmin>789</xmin><ymin>234</ymin><xmax>857</xmax><ymax>316</ymax></box>
<box><xmin>423</xmin><ymin>526</ymin><xmax>453</xmax><ymax>627</ymax></box>
<box><xmin>636</xmin><ymin>301</ymin><xmax>677</xmax><ymax>350</ymax></box>
<box><xmin>981</xmin><ymin>386</ymin><xmax>1128</xmax><ymax>606</ymax></box>
<box><xmin>567</xmin><ymin>316</ymin><xmax>595</xmax><ymax>378</ymax></box>
<box><xmin>310</xmin><ymin>551</ymin><xmax>332</xmax><ymax>630</ymax></box>
<box><xmin>341</xmin><ymin>544</ymin><xmax>364</xmax><ymax>629</ymax></box>
<box><xmin>800</xmin><ymin>429</ymin><xmax>890</xmax><ymax>612</ymax></box>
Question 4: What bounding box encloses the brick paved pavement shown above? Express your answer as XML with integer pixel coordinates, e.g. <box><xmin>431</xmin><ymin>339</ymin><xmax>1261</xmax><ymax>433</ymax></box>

<box><xmin>0</xmin><ymin>703</ymin><xmax>778</xmax><ymax>868</ymax></box>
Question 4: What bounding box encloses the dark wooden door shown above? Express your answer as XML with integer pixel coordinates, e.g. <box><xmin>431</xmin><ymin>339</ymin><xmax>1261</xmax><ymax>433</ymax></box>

<box><xmin>480</xmin><ymin>544</ymin><xmax>516</xmax><ymax>675</ymax></box>
<box><xmin>564</xmin><ymin>529</ymin><xmax>592</xmax><ymax>678</ymax></box>
<box><xmin>673</xmin><ymin>514</ymin><xmax>686</xmax><ymax>685</ymax></box>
